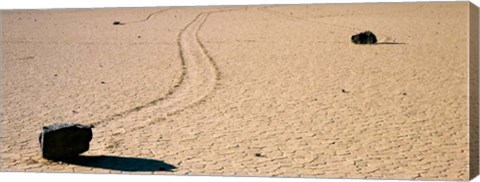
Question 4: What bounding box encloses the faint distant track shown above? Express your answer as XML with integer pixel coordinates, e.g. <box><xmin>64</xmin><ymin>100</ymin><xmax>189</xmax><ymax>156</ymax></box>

<box><xmin>258</xmin><ymin>8</ymin><xmax>395</xmax><ymax>40</ymax></box>
<box><xmin>260</xmin><ymin>8</ymin><xmax>361</xmax><ymax>33</ymax></box>
<box><xmin>120</xmin><ymin>8</ymin><xmax>172</xmax><ymax>24</ymax></box>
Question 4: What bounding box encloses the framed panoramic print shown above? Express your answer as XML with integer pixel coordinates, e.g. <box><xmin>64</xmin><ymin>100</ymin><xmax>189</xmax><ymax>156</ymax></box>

<box><xmin>1</xmin><ymin>1</ymin><xmax>479</xmax><ymax>181</ymax></box>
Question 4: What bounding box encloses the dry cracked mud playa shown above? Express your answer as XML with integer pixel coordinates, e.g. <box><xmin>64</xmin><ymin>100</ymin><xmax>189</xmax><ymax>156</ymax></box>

<box><xmin>1</xmin><ymin>2</ymin><xmax>479</xmax><ymax>180</ymax></box>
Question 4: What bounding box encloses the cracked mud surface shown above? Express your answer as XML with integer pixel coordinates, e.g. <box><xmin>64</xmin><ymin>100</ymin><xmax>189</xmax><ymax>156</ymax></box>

<box><xmin>0</xmin><ymin>3</ymin><xmax>476</xmax><ymax>180</ymax></box>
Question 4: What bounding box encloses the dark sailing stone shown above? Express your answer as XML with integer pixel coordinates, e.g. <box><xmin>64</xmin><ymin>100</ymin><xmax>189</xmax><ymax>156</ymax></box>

<box><xmin>351</xmin><ymin>31</ymin><xmax>377</xmax><ymax>44</ymax></box>
<box><xmin>39</xmin><ymin>123</ymin><xmax>94</xmax><ymax>160</ymax></box>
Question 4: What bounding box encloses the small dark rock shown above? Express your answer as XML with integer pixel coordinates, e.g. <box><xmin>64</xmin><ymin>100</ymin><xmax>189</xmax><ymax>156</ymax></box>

<box><xmin>255</xmin><ymin>152</ymin><xmax>265</xmax><ymax>157</ymax></box>
<box><xmin>341</xmin><ymin>89</ymin><xmax>349</xmax><ymax>93</ymax></box>
<box><xmin>54</xmin><ymin>74</ymin><xmax>58</xmax><ymax>77</ymax></box>
<box><xmin>72</xmin><ymin>110</ymin><xmax>78</xmax><ymax>114</ymax></box>
<box><xmin>402</xmin><ymin>92</ymin><xmax>407</xmax><ymax>96</ymax></box>
<box><xmin>138</xmin><ymin>36</ymin><xmax>141</xmax><ymax>38</ymax></box>
<box><xmin>351</xmin><ymin>31</ymin><xmax>377</xmax><ymax>44</ymax></box>
<box><xmin>101</xmin><ymin>81</ymin><xmax>106</xmax><ymax>84</ymax></box>
<box><xmin>113</xmin><ymin>21</ymin><xmax>123</xmax><ymax>25</ymax></box>
<box><xmin>39</xmin><ymin>123</ymin><xmax>94</xmax><ymax>160</ymax></box>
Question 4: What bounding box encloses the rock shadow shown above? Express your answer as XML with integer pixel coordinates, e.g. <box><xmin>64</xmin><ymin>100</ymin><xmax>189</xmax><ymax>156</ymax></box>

<box><xmin>375</xmin><ymin>42</ymin><xmax>406</xmax><ymax>45</ymax></box>
<box><xmin>61</xmin><ymin>155</ymin><xmax>176</xmax><ymax>172</ymax></box>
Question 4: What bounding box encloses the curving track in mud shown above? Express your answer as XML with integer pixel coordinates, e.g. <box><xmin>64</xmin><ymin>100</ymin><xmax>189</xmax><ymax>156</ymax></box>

<box><xmin>120</xmin><ymin>8</ymin><xmax>172</xmax><ymax>24</ymax></box>
<box><xmin>92</xmin><ymin>10</ymin><xmax>232</xmax><ymax>127</ymax></box>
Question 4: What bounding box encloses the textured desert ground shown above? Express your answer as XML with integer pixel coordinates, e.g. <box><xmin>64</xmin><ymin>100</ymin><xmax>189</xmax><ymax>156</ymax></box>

<box><xmin>0</xmin><ymin>2</ymin><xmax>477</xmax><ymax>180</ymax></box>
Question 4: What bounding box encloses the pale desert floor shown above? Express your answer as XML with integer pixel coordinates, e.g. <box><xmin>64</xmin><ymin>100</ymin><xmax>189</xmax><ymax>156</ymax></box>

<box><xmin>0</xmin><ymin>2</ymin><xmax>476</xmax><ymax>180</ymax></box>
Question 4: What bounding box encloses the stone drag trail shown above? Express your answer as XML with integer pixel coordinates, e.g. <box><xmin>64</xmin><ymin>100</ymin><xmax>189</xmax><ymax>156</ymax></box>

<box><xmin>90</xmin><ymin>10</ymin><xmax>216</xmax><ymax>127</ymax></box>
<box><xmin>92</xmin><ymin>11</ymin><xmax>226</xmax><ymax>128</ymax></box>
